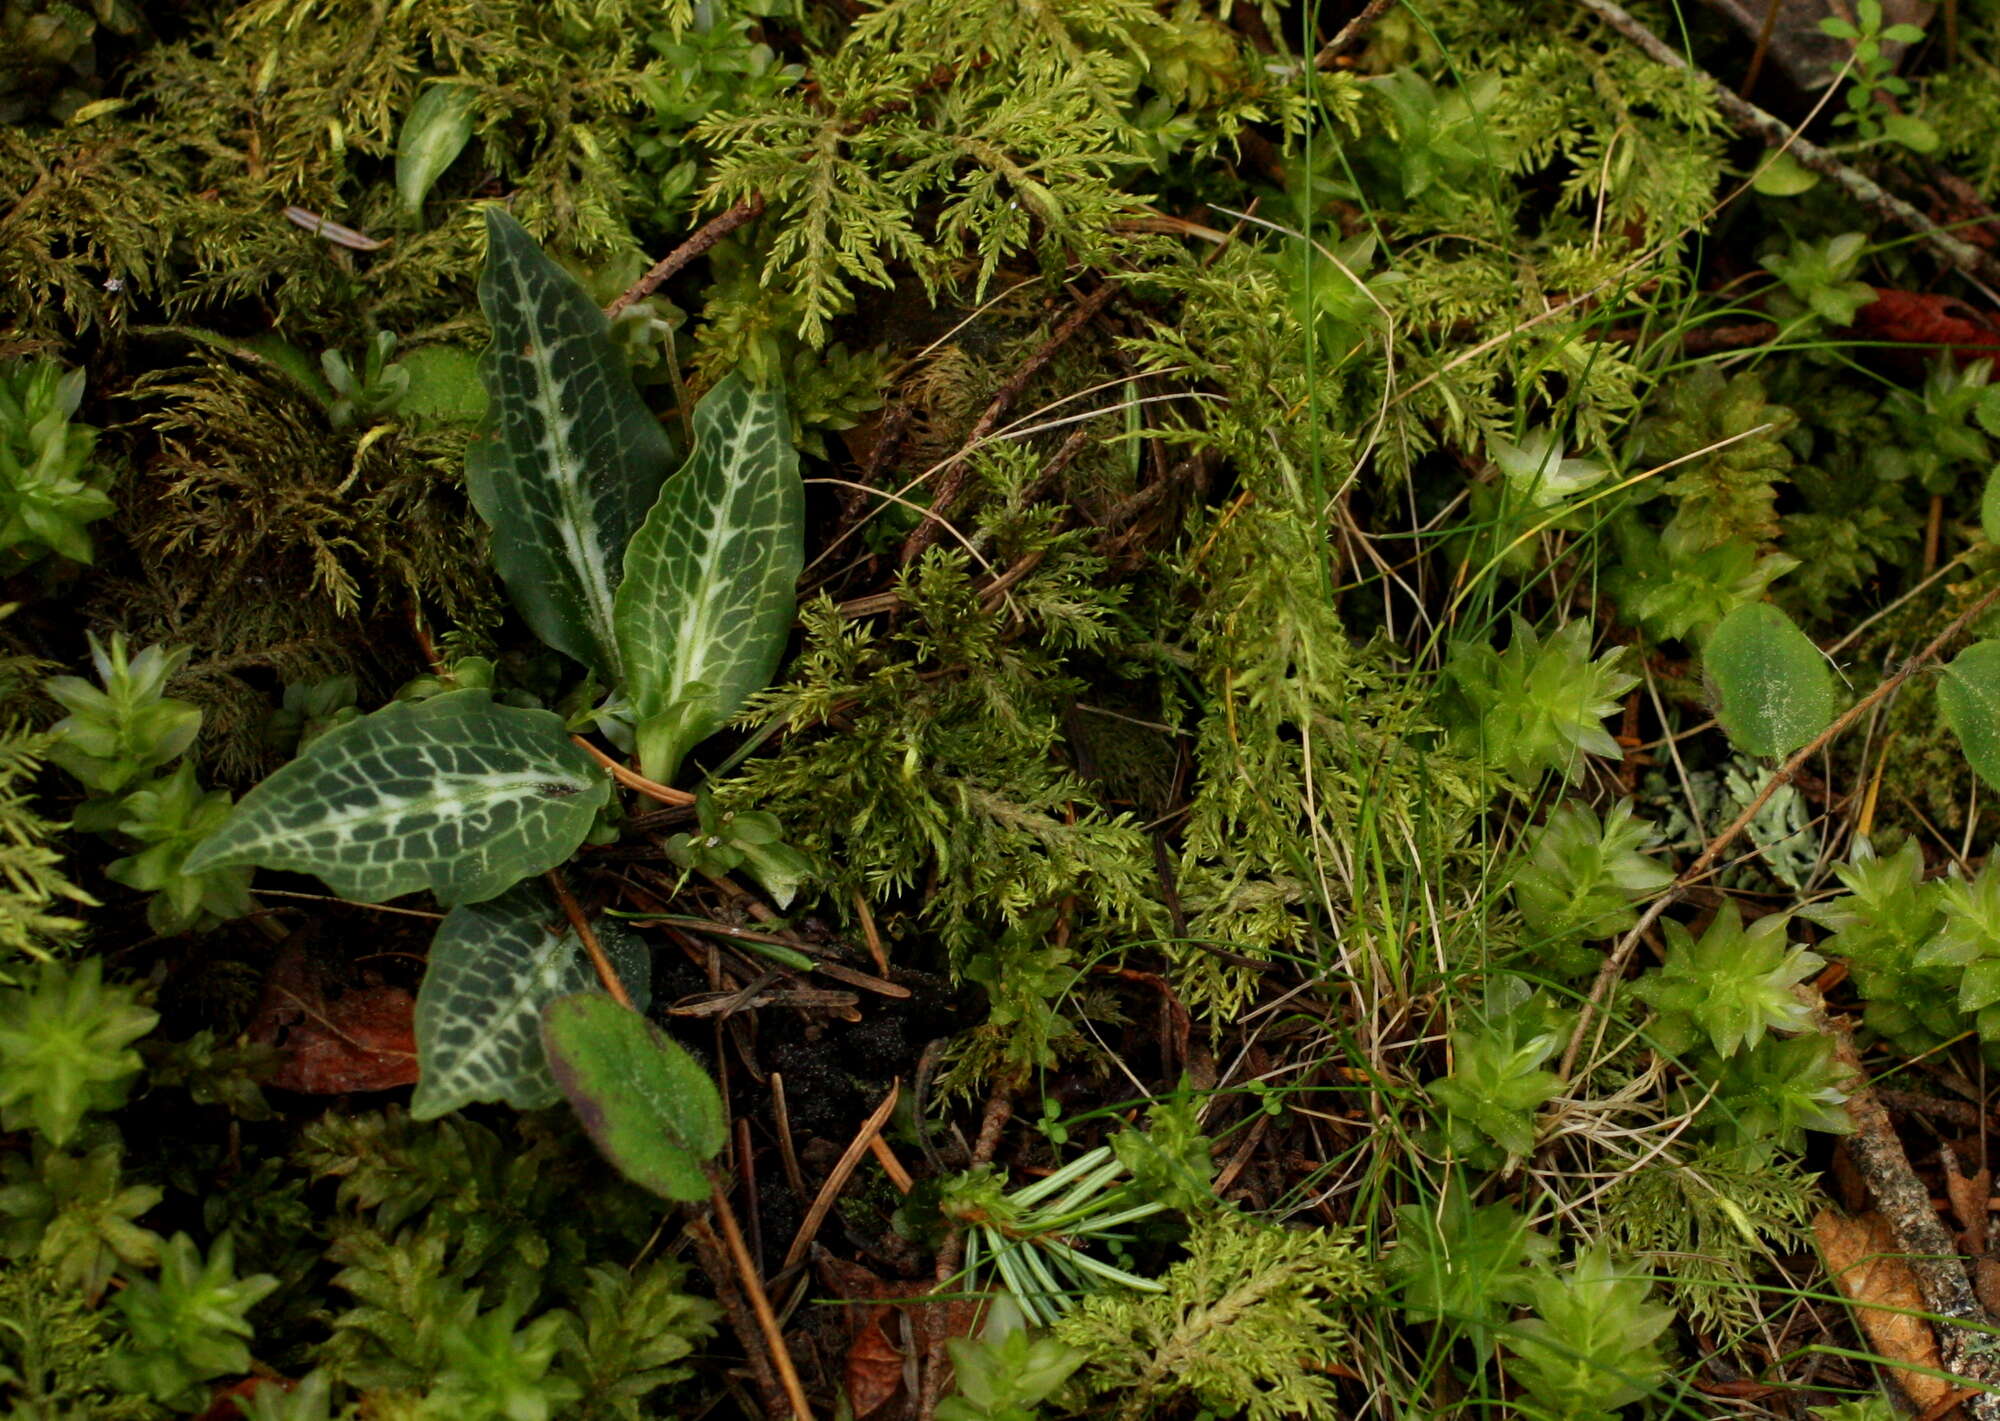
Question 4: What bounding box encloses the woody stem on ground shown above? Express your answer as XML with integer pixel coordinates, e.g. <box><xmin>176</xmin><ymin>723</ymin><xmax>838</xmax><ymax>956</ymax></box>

<box><xmin>605</xmin><ymin>194</ymin><xmax>766</xmax><ymax>321</ymax></box>
<box><xmin>1579</xmin><ymin>0</ymin><xmax>2000</xmax><ymax>293</ymax></box>
<box><xmin>1559</xmin><ymin>578</ymin><xmax>2000</xmax><ymax>1082</ymax></box>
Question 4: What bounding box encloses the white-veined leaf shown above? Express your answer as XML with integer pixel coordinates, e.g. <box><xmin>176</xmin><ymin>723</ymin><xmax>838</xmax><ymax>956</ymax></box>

<box><xmin>412</xmin><ymin>883</ymin><xmax>651</xmax><ymax>1119</ymax></box>
<box><xmin>183</xmin><ymin>690</ymin><xmax>609</xmax><ymax>905</ymax></box>
<box><xmin>615</xmin><ymin>373</ymin><xmax>802</xmax><ymax>781</ymax></box>
<box><xmin>469</xmin><ymin>208</ymin><xmax>676</xmax><ymax>679</ymax></box>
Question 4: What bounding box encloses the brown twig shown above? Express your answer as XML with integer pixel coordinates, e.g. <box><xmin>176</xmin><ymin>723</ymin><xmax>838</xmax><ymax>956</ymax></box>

<box><xmin>1579</xmin><ymin>0</ymin><xmax>2000</xmax><ymax>292</ymax></box>
<box><xmin>770</xmin><ymin>1072</ymin><xmax>808</xmax><ymax>1199</ymax></box>
<box><xmin>544</xmin><ymin>869</ymin><xmax>633</xmax><ymax>1009</ymax></box>
<box><xmin>900</xmin><ymin>280</ymin><xmax>1121</xmax><ymax>564</ymax></box>
<box><xmin>1560</xmin><ymin>577</ymin><xmax>2000</xmax><ymax>1081</ymax></box>
<box><xmin>1831</xmin><ymin>1025</ymin><xmax>2000</xmax><ymax>1415</ymax></box>
<box><xmin>572</xmin><ymin>735</ymin><xmax>698</xmax><ymax>807</ymax></box>
<box><xmin>686</xmin><ymin>1213</ymin><xmax>789</xmax><ymax>1414</ymax></box>
<box><xmin>605</xmin><ymin>194</ymin><xmax>766</xmax><ymax>320</ymax></box>
<box><xmin>1877</xmin><ymin>1088</ymin><xmax>1987</xmax><ymax>1131</ymax></box>
<box><xmin>918</xmin><ymin>1089</ymin><xmax>1014</xmax><ymax>1420</ymax></box>
<box><xmin>1313</xmin><ymin>0</ymin><xmax>1400</xmax><ymax>69</ymax></box>
<box><xmin>706</xmin><ymin>1177</ymin><xmax>816</xmax><ymax>1421</ymax></box>
<box><xmin>1738</xmin><ymin>0</ymin><xmax>1784</xmax><ymax>96</ymax></box>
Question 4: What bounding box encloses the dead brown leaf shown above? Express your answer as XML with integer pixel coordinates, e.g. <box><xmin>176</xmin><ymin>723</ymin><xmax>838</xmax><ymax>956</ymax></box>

<box><xmin>1818</xmin><ymin>1208</ymin><xmax>1954</xmax><ymax>1413</ymax></box>
<box><xmin>845</xmin><ymin>1313</ymin><xmax>906</xmax><ymax>1418</ymax></box>
<box><xmin>250</xmin><ymin>943</ymin><xmax>418</xmax><ymax>1094</ymax></box>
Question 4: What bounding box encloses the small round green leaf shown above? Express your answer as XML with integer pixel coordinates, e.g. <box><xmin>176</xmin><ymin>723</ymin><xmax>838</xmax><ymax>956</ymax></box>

<box><xmin>541</xmin><ymin>994</ymin><xmax>725</xmax><ymax>1203</ymax></box>
<box><xmin>1940</xmin><ymin>640</ymin><xmax>2000</xmax><ymax>794</ymax></box>
<box><xmin>396</xmin><ymin>345</ymin><xmax>487</xmax><ymax>424</ymax></box>
<box><xmin>1751</xmin><ymin>151</ymin><xmax>1819</xmax><ymax>197</ymax></box>
<box><xmin>1704</xmin><ymin>602</ymin><xmax>1835</xmax><ymax>759</ymax></box>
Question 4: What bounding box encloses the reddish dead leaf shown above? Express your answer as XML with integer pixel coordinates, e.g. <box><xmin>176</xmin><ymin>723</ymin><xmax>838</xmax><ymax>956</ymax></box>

<box><xmin>845</xmin><ymin>1311</ymin><xmax>906</xmax><ymax>1418</ymax></box>
<box><xmin>1940</xmin><ymin>1144</ymin><xmax>1990</xmax><ymax>1253</ymax></box>
<box><xmin>194</xmin><ymin>1377</ymin><xmax>290</xmax><ymax>1421</ymax></box>
<box><xmin>1855</xmin><ymin>289</ymin><xmax>2000</xmax><ymax>362</ymax></box>
<box><xmin>1817</xmin><ymin>1209</ymin><xmax>1954</xmax><ymax>1413</ymax></box>
<box><xmin>251</xmin><ymin>944</ymin><xmax>418</xmax><ymax>1094</ymax></box>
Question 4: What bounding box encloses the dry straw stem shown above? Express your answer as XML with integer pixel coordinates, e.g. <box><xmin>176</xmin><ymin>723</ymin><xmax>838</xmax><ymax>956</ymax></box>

<box><xmin>1560</xmin><ymin>577</ymin><xmax>2000</xmax><ymax>1083</ymax></box>
<box><xmin>1579</xmin><ymin>0</ymin><xmax>2000</xmax><ymax>292</ymax></box>
<box><xmin>573</xmin><ymin>735</ymin><xmax>698</xmax><ymax>807</ymax></box>
<box><xmin>780</xmin><ymin>1081</ymin><xmax>904</xmax><ymax>1273</ymax></box>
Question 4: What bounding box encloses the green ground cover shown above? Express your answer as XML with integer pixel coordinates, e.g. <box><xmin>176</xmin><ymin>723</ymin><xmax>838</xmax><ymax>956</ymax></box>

<box><xmin>9</xmin><ymin>0</ymin><xmax>2000</xmax><ymax>1416</ymax></box>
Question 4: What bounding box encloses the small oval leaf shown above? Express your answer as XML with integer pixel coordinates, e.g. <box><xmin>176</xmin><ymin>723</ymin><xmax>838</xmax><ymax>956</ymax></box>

<box><xmin>412</xmin><ymin>884</ymin><xmax>652</xmax><ymax>1120</ymax></box>
<box><xmin>1982</xmin><ymin>464</ymin><xmax>2000</xmax><ymax>546</ymax></box>
<box><xmin>183</xmin><ymin>690</ymin><xmax>609</xmax><ymax>905</ymax></box>
<box><xmin>542</xmin><ymin>994</ymin><xmax>725</xmax><ymax>1203</ymax></box>
<box><xmin>615</xmin><ymin>372</ymin><xmax>803</xmax><ymax>782</ymax></box>
<box><xmin>1752</xmin><ymin>150</ymin><xmax>1819</xmax><ymax>197</ymax></box>
<box><xmin>396</xmin><ymin>84</ymin><xmax>477</xmax><ymax>218</ymax></box>
<box><xmin>1704</xmin><ymin>602</ymin><xmax>1835</xmax><ymax>758</ymax></box>
<box><xmin>1940</xmin><ymin>639</ymin><xmax>2000</xmax><ymax>793</ymax></box>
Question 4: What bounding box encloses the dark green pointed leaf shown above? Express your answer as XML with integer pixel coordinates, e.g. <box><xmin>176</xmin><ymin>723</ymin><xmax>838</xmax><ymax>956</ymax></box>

<box><xmin>615</xmin><ymin>373</ymin><xmax>803</xmax><ymax>781</ymax></box>
<box><xmin>469</xmin><ymin>208</ymin><xmax>676</xmax><ymax>679</ymax></box>
<box><xmin>541</xmin><ymin>994</ymin><xmax>725</xmax><ymax>1203</ymax></box>
<box><xmin>1704</xmin><ymin>602</ymin><xmax>1835</xmax><ymax>759</ymax></box>
<box><xmin>396</xmin><ymin>84</ymin><xmax>477</xmax><ymax>219</ymax></box>
<box><xmin>412</xmin><ymin>884</ymin><xmax>652</xmax><ymax>1120</ymax></box>
<box><xmin>182</xmin><ymin>690</ymin><xmax>608</xmax><ymax>905</ymax></box>
<box><xmin>1940</xmin><ymin>640</ymin><xmax>2000</xmax><ymax>793</ymax></box>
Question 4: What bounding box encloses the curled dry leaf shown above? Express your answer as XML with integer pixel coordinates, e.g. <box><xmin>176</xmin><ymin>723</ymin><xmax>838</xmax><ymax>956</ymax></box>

<box><xmin>1817</xmin><ymin>1208</ymin><xmax>1953</xmax><ymax>1412</ymax></box>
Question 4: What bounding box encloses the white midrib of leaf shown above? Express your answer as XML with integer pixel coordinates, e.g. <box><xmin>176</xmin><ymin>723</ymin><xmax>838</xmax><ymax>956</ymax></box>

<box><xmin>515</xmin><ymin>277</ymin><xmax>625</xmax><ymax>685</ymax></box>
<box><xmin>661</xmin><ymin>422</ymin><xmax>759</xmax><ymax>706</ymax></box>
<box><xmin>260</xmin><ymin>770</ymin><xmax>569</xmax><ymax>838</ymax></box>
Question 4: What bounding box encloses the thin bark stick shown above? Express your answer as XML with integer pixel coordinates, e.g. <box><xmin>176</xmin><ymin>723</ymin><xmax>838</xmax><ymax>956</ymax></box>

<box><xmin>606</xmin><ymin>194</ymin><xmax>766</xmax><ymax>320</ymax></box>
<box><xmin>1561</xmin><ymin>578</ymin><xmax>2000</xmax><ymax>1081</ymax></box>
<box><xmin>1580</xmin><ymin>0</ymin><xmax>2000</xmax><ymax>290</ymax></box>
<box><xmin>1313</xmin><ymin>0</ymin><xmax>1400</xmax><ymax>68</ymax></box>
<box><xmin>687</xmin><ymin>1212</ymin><xmax>789</xmax><ymax>1415</ymax></box>
<box><xmin>1832</xmin><ymin>1027</ymin><xmax>2000</xmax><ymax>1415</ymax></box>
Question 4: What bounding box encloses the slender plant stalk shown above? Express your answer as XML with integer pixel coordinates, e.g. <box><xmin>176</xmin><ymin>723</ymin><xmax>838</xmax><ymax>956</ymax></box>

<box><xmin>709</xmin><ymin>1177</ymin><xmax>816</xmax><ymax>1421</ymax></box>
<box><xmin>545</xmin><ymin>868</ymin><xmax>634</xmax><ymax>1010</ymax></box>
